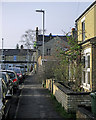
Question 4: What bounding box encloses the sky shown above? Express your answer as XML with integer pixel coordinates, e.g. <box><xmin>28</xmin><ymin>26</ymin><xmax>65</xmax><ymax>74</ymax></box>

<box><xmin>0</xmin><ymin>0</ymin><xmax>95</xmax><ymax>49</ymax></box>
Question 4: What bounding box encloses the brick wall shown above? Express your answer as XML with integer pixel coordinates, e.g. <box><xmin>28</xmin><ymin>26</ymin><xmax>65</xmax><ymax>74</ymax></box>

<box><xmin>46</xmin><ymin>79</ymin><xmax>91</xmax><ymax>113</ymax></box>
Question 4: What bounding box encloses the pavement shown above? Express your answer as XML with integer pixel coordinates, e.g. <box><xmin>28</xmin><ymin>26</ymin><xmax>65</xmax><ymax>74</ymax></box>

<box><xmin>7</xmin><ymin>74</ymin><xmax>63</xmax><ymax>119</ymax></box>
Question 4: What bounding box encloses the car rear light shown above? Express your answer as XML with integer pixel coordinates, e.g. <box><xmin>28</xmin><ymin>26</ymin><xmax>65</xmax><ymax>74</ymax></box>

<box><xmin>13</xmin><ymin>79</ymin><xmax>17</xmax><ymax>82</ymax></box>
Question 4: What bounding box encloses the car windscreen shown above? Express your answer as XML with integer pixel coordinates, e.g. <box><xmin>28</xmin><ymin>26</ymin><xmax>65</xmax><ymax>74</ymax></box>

<box><xmin>7</xmin><ymin>72</ymin><xmax>15</xmax><ymax>78</ymax></box>
<box><xmin>16</xmin><ymin>66</ymin><xmax>24</xmax><ymax>68</ymax></box>
<box><xmin>8</xmin><ymin>68</ymin><xmax>13</xmax><ymax>70</ymax></box>
<box><xmin>14</xmin><ymin>68</ymin><xmax>20</xmax><ymax>73</ymax></box>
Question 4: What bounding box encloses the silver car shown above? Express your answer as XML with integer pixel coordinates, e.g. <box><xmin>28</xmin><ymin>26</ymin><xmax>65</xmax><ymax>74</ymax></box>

<box><xmin>0</xmin><ymin>78</ymin><xmax>4</xmax><ymax>120</ymax></box>
<box><xmin>1</xmin><ymin>70</ymin><xmax>19</xmax><ymax>91</ymax></box>
<box><xmin>0</xmin><ymin>72</ymin><xmax>13</xmax><ymax>97</ymax></box>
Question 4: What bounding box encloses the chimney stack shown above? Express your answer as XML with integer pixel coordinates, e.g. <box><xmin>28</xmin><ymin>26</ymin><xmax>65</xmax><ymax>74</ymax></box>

<box><xmin>36</xmin><ymin>27</ymin><xmax>38</xmax><ymax>41</ymax></box>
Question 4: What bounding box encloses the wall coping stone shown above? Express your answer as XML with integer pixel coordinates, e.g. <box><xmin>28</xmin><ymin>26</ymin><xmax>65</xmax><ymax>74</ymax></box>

<box><xmin>54</xmin><ymin>82</ymin><xmax>91</xmax><ymax>95</ymax></box>
<box><xmin>77</xmin><ymin>106</ymin><xmax>96</xmax><ymax>119</ymax></box>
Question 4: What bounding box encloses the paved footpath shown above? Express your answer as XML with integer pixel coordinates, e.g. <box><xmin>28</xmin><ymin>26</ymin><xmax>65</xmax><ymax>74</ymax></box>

<box><xmin>13</xmin><ymin>74</ymin><xmax>63</xmax><ymax>119</ymax></box>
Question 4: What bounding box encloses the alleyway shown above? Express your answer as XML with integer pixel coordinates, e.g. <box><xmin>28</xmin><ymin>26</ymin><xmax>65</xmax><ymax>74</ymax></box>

<box><xmin>9</xmin><ymin>74</ymin><xmax>63</xmax><ymax>119</ymax></box>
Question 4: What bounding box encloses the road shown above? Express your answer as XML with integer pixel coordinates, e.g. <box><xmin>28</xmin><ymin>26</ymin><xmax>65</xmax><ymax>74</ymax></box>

<box><xmin>6</xmin><ymin>74</ymin><xmax>63</xmax><ymax>119</ymax></box>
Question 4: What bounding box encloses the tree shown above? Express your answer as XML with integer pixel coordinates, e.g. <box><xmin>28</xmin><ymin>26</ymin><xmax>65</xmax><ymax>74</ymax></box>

<box><xmin>53</xmin><ymin>32</ymin><xmax>83</xmax><ymax>91</ymax></box>
<box><xmin>20</xmin><ymin>29</ymin><xmax>42</xmax><ymax>49</ymax></box>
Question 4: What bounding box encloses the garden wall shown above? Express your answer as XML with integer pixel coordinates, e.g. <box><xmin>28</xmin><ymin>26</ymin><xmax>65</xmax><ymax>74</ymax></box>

<box><xmin>76</xmin><ymin>106</ymin><xmax>95</xmax><ymax>119</ymax></box>
<box><xmin>46</xmin><ymin>79</ymin><xmax>91</xmax><ymax>113</ymax></box>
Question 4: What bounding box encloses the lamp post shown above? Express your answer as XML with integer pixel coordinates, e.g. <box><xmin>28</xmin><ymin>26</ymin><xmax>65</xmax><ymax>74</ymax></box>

<box><xmin>2</xmin><ymin>38</ymin><xmax>3</xmax><ymax>58</ymax></box>
<box><xmin>36</xmin><ymin>9</ymin><xmax>45</xmax><ymax>65</ymax></box>
<box><xmin>2</xmin><ymin>38</ymin><xmax>4</xmax><ymax>69</ymax></box>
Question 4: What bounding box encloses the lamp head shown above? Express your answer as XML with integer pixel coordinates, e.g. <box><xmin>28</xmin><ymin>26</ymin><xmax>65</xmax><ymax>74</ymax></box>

<box><xmin>36</xmin><ymin>9</ymin><xmax>44</xmax><ymax>13</ymax></box>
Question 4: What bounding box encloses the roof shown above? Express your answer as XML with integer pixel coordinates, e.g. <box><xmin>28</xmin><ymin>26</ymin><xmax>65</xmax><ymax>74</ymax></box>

<box><xmin>75</xmin><ymin>1</ymin><xmax>96</xmax><ymax>22</ymax></box>
<box><xmin>37</xmin><ymin>34</ymin><xmax>68</xmax><ymax>42</ymax></box>
<box><xmin>0</xmin><ymin>49</ymin><xmax>35</xmax><ymax>56</ymax></box>
<box><xmin>37</xmin><ymin>35</ymin><xmax>68</xmax><ymax>47</ymax></box>
<box><xmin>38</xmin><ymin>36</ymin><xmax>69</xmax><ymax>56</ymax></box>
<box><xmin>38</xmin><ymin>36</ymin><xmax>68</xmax><ymax>48</ymax></box>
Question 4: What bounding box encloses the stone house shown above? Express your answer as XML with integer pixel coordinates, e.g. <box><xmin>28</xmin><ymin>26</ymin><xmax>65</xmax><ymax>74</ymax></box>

<box><xmin>37</xmin><ymin>36</ymin><xmax>69</xmax><ymax>65</ymax></box>
<box><xmin>35</xmin><ymin>27</ymin><xmax>68</xmax><ymax>47</ymax></box>
<box><xmin>75</xmin><ymin>1</ymin><xmax>96</xmax><ymax>92</ymax></box>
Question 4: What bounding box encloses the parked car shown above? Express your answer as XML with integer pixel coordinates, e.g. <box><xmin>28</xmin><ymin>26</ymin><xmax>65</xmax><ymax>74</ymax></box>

<box><xmin>0</xmin><ymin>77</ymin><xmax>13</xmax><ymax>120</ymax></box>
<box><xmin>0</xmin><ymin>72</ymin><xmax>9</xmax><ymax>102</ymax></box>
<box><xmin>0</xmin><ymin>78</ymin><xmax>4</xmax><ymax>120</ymax></box>
<box><xmin>0</xmin><ymin>72</ymin><xmax>13</xmax><ymax>97</ymax></box>
<box><xmin>20</xmin><ymin>68</ymin><xmax>26</xmax><ymax>79</ymax></box>
<box><xmin>15</xmin><ymin>65</ymin><xmax>26</xmax><ymax>78</ymax></box>
<box><xmin>1</xmin><ymin>70</ymin><xmax>19</xmax><ymax>91</ymax></box>
<box><xmin>1</xmin><ymin>78</ymin><xmax>8</xmax><ymax>102</ymax></box>
<box><xmin>8</xmin><ymin>67</ymin><xmax>23</xmax><ymax>84</ymax></box>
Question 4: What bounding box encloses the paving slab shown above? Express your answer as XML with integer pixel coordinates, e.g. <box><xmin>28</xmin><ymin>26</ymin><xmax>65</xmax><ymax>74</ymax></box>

<box><xmin>14</xmin><ymin>75</ymin><xmax>63</xmax><ymax>119</ymax></box>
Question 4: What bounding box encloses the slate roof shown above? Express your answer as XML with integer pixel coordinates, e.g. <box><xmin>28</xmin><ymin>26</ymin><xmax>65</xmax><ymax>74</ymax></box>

<box><xmin>37</xmin><ymin>34</ymin><xmax>68</xmax><ymax>44</ymax></box>
<box><xmin>0</xmin><ymin>49</ymin><xmax>35</xmax><ymax>56</ymax></box>
<box><xmin>38</xmin><ymin>36</ymin><xmax>69</xmax><ymax>56</ymax></box>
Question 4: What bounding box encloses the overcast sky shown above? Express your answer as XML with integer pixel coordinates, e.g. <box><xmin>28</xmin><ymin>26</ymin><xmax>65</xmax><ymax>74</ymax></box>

<box><xmin>0</xmin><ymin>0</ymin><xmax>95</xmax><ymax>49</ymax></box>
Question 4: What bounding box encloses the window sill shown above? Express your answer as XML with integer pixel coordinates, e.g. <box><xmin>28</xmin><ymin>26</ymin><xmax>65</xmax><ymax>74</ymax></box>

<box><xmin>82</xmin><ymin>83</ymin><xmax>91</xmax><ymax>91</ymax></box>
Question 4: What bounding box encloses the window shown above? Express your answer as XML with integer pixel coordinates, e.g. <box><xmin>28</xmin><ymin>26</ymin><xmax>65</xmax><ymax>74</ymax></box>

<box><xmin>2</xmin><ymin>74</ymin><xmax>7</xmax><ymax>83</ymax></box>
<box><xmin>82</xmin><ymin>54</ymin><xmax>90</xmax><ymax>88</ymax></box>
<box><xmin>1</xmin><ymin>55</ymin><xmax>5</xmax><ymax>61</ymax></box>
<box><xmin>83</xmin><ymin>71</ymin><xmax>86</xmax><ymax>83</ymax></box>
<box><xmin>83</xmin><ymin>56</ymin><xmax>85</xmax><ymax>68</ymax></box>
<box><xmin>82</xmin><ymin>48</ymin><xmax>91</xmax><ymax>90</ymax></box>
<box><xmin>82</xmin><ymin>21</ymin><xmax>85</xmax><ymax>41</ymax></box>
<box><xmin>88</xmin><ymin>55</ymin><xmax>90</xmax><ymax>68</ymax></box>
<box><xmin>83</xmin><ymin>55</ymin><xmax>90</xmax><ymax>68</ymax></box>
<box><xmin>88</xmin><ymin>72</ymin><xmax>90</xmax><ymax>84</ymax></box>
<box><xmin>46</xmin><ymin>48</ymin><xmax>51</xmax><ymax>55</ymax></box>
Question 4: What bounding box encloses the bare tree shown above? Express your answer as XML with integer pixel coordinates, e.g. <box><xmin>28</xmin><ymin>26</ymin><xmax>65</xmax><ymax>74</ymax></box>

<box><xmin>20</xmin><ymin>29</ymin><xmax>43</xmax><ymax>49</ymax></box>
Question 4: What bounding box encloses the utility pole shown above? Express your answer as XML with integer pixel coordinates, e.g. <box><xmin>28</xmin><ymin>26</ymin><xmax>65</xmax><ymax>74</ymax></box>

<box><xmin>2</xmin><ymin>38</ymin><xmax>4</xmax><ymax>69</ymax></box>
<box><xmin>36</xmin><ymin>9</ymin><xmax>45</xmax><ymax>87</ymax></box>
<box><xmin>36</xmin><ymin>9</ymin><xmax>45</xmax><ymax>65</ymax></box>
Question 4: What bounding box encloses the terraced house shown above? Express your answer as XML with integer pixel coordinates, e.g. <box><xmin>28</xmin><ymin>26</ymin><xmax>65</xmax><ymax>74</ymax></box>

<box><xmin>75</xmin><ymin>1</ymin><xmax>96</xmax><ymax>92</ymax></box>
<box><xmin>0</xmin><ymin>48</ymin><xmax>36</xmax><ymax>70</ymax></box>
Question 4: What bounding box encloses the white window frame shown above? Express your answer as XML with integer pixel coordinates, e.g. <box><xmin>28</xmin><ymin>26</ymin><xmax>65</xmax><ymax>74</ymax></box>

<box><xmin>82</xmin><ymin>48</ymin><xmax>91</xmax><ymax>90</ymax></box>
<box><xmin>81</xmin><ymin>16</ymin><xmax>85</xmax><ymax>23</ymax></box>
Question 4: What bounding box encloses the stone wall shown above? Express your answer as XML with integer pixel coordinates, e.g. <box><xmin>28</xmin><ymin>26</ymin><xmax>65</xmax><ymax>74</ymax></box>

<box><xmin>76</xmin><ymin>106</ymin><xmax>95</xmax><ymax>119</ymax></box>
<box><xmin>46</xmin><ymin>79</ymin><xmax>91</xmax><ymax>113</ymax></box>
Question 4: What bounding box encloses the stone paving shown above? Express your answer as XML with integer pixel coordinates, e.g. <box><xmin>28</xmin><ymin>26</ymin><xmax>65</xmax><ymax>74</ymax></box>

<box><xmin>14</xmin><ymin>74</ymin><xmax>63</xmax><ymax>119</ymax></box>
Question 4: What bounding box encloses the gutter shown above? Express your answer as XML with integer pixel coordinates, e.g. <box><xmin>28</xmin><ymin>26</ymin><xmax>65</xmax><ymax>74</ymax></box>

<box><xmin>78</xmin><ymin>37</ymin><xmax>96</xmax><ymax>46</ymax></box>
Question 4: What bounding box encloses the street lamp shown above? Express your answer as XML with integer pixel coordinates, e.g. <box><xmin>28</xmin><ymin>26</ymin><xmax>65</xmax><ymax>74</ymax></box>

<box><xmin>36</xmin><ymin>9</ymin><xmax>45</xmax><ymax>65</ymax></box>
<box><xmin>2</xmin><ymin>38</ymin><xmax>3</xmax><ymax>57</ymax></box>
<box><xmin>2</xmin><ymin>38</ymin><xmax>4</xmax><ymax>69</ymax></box>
